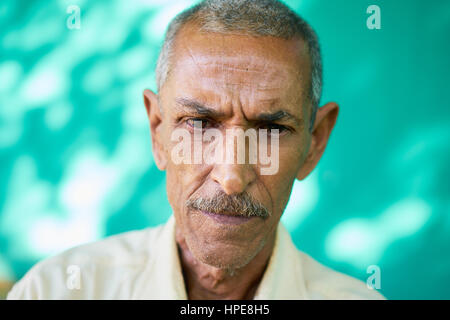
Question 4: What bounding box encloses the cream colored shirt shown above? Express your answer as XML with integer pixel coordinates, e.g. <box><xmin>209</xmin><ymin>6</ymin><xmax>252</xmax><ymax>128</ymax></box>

<box><xmin>7</xmin><ymin>215</ymin><xmax>385</xmax><ymax>300</ymax></box>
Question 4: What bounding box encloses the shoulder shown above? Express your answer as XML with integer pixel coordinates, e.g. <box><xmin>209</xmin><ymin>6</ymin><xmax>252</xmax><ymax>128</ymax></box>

<box><xmin>299</xmin><ymin>251</ymin><xmax>385</xmax><ymax>300</ymax></box>
<box><xmin>7</xmin><ymin>224</ymin><xmax>166</xmax><ymax>300</ymax></box>
<box><xmin>264</xmin><ymin>223</ymin><xmax>385</xmax><ymax>300</ymax></box>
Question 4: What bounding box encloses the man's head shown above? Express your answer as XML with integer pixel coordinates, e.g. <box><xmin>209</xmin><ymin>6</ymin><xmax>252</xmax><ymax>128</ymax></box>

<box><xmin>144</xmin><ymin>0</ymin><xmax>338</xmax><ymax>272</ymax></box>
<box><xmin>156</xmin><ymin>0</ymin><xmax>323</xmax><ymax>131</ymax></box>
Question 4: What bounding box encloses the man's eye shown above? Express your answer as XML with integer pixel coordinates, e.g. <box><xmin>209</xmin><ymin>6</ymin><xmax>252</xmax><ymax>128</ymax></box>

<box><xmin>186</xmin><ymin>118</ymin><xmax>212</xmax><ymax>129</ymax></box>
<box><xmin>259</xmin><ymin>123</ymin><xmax>289</xmax><ymax>134</ymax></box>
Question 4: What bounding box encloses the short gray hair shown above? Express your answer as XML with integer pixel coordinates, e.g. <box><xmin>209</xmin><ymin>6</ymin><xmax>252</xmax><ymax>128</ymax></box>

<box><xmin>155</xmin><ymin>0</ymin><xmax>322</xmax><ymax>130</ymax></box>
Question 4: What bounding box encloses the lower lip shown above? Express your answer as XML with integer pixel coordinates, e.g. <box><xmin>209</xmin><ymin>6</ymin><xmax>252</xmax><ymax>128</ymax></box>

<box><xmin>201</xmin><ymin>211</ymin><xmax>256</xmax><ymax>225</ymax></box>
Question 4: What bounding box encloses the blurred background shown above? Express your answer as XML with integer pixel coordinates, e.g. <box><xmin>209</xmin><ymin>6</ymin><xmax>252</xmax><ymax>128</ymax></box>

<box><xmin>0</xmin><ymin>0</ymin><xmax>449</xmax><ymax>299</ymax></box>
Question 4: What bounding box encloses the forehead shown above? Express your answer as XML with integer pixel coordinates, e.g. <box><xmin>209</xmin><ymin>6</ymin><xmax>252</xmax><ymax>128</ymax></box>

<box><xmin>165</xmin><ymin>24</ymin><xmax>311</xmax><ymax>112</ymax></box>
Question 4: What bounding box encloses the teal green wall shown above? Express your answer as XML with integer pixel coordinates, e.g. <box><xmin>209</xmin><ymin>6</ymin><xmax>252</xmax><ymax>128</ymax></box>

<box><xmin>0</xmin><ymin>0</ymin><xmax>449</xmax><ymax>299</ymax></box>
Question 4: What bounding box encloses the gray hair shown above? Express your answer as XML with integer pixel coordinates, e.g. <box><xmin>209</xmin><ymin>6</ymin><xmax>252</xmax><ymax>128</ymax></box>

<box><xmin>155</xmin><ymin>0</ymin><xmax>322</xmax><ymax>130</ymax></box>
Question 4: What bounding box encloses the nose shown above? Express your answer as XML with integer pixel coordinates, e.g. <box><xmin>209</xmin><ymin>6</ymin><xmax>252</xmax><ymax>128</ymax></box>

<box><xmin>211</xmin><ymin>163</ymin><xmax>256</xmax><ymax>195</ymax></box>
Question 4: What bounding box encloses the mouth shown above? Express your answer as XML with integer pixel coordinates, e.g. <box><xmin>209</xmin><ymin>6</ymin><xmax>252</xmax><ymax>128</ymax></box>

<box><xmin>200</xmin><ymin>210</ymin><xmax>257</xmax><ymax>225</ymax></box>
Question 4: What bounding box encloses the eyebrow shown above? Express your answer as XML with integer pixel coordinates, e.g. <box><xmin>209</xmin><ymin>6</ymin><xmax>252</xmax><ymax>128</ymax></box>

<box><xmin>175</xmin><ymin>97</ymin><xmax>225</xmax><ymax>118</ymax></box>
<box><xmin>255</xmin><ymin>110</ymin><xmax>302</xmax><ymax>126</ymax></box>
<box><xmin>175</xmin><ymin>97</ymin><xmax>302</xmax><ymax>126</ymax></box>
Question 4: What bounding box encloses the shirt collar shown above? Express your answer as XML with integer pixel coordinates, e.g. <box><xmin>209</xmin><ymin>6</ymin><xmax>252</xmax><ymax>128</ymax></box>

<box><xmin>253</xmin><ymin>220</ymin><xmax>308</xmax><ymax>299</ymax></box>
<box><xmin>143</xmin><ymin>214</ymin><xmax>307</xmax><ymax>299</ymax></box>
<box><xmin>139</xmin><ymin>215</ymin><xmax>187</xmax><ymax>299</ymax></box>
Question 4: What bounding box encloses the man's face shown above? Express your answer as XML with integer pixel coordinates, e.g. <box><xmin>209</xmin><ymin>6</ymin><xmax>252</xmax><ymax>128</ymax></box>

<box><xmin>151</xmin><ymin>24</ymin><xmax>317</xmax><ymax>270</ymax></box>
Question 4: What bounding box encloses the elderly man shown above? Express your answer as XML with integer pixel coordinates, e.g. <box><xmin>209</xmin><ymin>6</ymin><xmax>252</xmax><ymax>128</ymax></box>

<box><xmin>8</xmin><ymin>0</ymin><xmax>384</xmax><ymax>300</ymax></box>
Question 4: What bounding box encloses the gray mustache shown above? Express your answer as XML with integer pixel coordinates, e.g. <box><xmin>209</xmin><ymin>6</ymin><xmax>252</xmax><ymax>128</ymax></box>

<box><xmin>186</xmin><ymin>191</ymin><xmax>270</xmax><ymax>219</ymax></box>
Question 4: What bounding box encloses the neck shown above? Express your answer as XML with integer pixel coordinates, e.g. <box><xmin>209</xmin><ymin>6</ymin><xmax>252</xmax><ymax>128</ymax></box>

<box><xmin>176</xmin><ymin>230</ymin><xmax>276</xmax><ymax>300</ymax></box>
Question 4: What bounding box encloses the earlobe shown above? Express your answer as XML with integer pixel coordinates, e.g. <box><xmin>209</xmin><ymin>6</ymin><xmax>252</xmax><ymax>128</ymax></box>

<box><xmin>143</xmin><ymin>89</ymin><xmax>167</xmax><ymax>171</ymax></box>
<box><xmin>295</xmin><ymin>102</ymin><xmax>339</xmax><ymax>181</ymax></box>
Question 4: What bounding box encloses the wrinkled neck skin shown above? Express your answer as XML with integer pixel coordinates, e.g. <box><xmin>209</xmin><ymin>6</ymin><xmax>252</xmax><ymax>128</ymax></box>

<box><xmin>175</xmin><ymin>225</ymin><xmax>276</xmax><ymax>300</ymax></box>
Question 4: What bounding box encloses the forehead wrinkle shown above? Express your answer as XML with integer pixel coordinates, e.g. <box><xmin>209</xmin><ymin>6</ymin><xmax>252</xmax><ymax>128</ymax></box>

<box><xmin>171</xmin><ymin>25</ymin><xmax>308</xmax><ymax>92</ymax></box>
<box><xmin>182</xmin><ymin>64</ymin><xmax>288</xmax><ymax>93</ymax></box>
<box><xmin>193</xmin><ymin>78</ymin><xmax>284</xmax><ymax>92</ymax></box>
<box><xmin>201</xmin><ymin>60</ymin><xmax>287</xmax><ymax>83</ymax></box>
<box><xmin>180</xmin><ymin>42</ymin><xmax>208</xmax><ymax>82</ymax></box>
<box><xmin>174</xmin><ymin>41</ymin><xmax>292</xmax><ymax>86</ymax></box>
<box><xmin>172</xmin><ymin>33</ymin><xmax>302</xmax><ymax>94</ymax></box>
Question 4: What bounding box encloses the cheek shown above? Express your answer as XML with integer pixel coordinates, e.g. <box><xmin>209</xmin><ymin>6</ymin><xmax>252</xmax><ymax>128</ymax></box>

<box><xmin>261</xmin><ymin>140</ymin><xmax>305</xmax><ymax>213</ymax></box>
<box><xmin>261</xmin><ymin>173</ymin><xmax>295</xmax><ymax>217</ymax></box>
<box><xmin>165</xmin><ymin>160</ymin><xmax>212</xmax><ymax>214</ymax></box>
<box><xmin>164</xmin><ymin>129</ymin><xmax>215</xmax><ymax>194</ymax></box>
<box><xmin>282</xmin><ymin>132</ymin><xmax>310</xmax><ymax>170</ymax></box>
<box><xmin>276</xmin><ymin>138</ymin><xmax>305</xmax><ymax>175</ymax></box>
<box><xmin>165</xmin><ymin>163</ymin><xmax>195</xmax><ymax>204</ymax></box>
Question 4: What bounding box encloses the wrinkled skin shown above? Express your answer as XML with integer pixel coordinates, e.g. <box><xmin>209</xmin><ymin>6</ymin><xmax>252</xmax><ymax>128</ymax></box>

<box><xmin>144</xmin><ymin>22</ymin><xmax>339</xmax><ymax>299</ymax></box>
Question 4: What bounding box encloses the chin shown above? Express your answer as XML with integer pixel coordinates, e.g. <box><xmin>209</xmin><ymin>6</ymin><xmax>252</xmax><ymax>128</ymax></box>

<box><xmin>187</xmin><ymin>236</ymin><xmax>266</xmax><ymax>271</ymax></box>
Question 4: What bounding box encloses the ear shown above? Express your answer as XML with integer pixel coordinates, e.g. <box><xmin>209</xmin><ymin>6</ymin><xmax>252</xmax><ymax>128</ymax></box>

<box><xmin>143</xmin><ymin>89</ymin><xmax>167</xmax><ymax>170</ymax></box>
<box><xmin>296</xmin><ymin>102</ymin><xmax>339</xmax><ymax>180</ymax></box>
